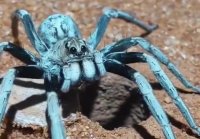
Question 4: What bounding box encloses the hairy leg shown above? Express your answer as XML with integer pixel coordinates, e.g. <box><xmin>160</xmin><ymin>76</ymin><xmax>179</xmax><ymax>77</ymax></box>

<box><xmin>87</xmin><ymin>7</ymin><xmax>158</xmax><ymax>49</ymax></box>
<box><xmin>0</xmin><ymin>69</ymin><xmax>16</xmax><ymax>122</ymax></box>
<box><xmin>0</xmin><ymin>66</ymin><xmax>43</xmax><ymax>122</ymax></box>
<box><xmin>46</xmin><ymin>91</ymin><xmax>66</xmax><ymax>139</ymax></box>
<box><xmin>108</xmin><ymin>52</ymin><xmax>200</xmax><ymax>135</ymax></box>
<box><xmin>101</xmin><ymin>37</ymin><xmax>200</xmax><ymax>92</ymax></box>
<box><xmin>11</xmin><ymin>9</ymin><xmax>48</xmax><ymax>55</ymax></box>
<box><xmin>94</xmin><ymin>51</ymin><xmax>106</xmax><ymax>76</ymax></box>
<box><xmin>45</xmin><ymin>76</ymin><xmax>66</xmax><ymax>139</ymax></box>
<box><xmin>0</xmin><ymin>42</ymin><xmax>38</xmax><ymax>64</ymax></box>
<box><xmin>61</xmin><ymin>65</ymin><xmax>71</xmax><ymax>93</ymax></box>
<box><xmin>105</xmin><ymin>60</ymin><xmax>176</xmax><ymax>139</ymax></box>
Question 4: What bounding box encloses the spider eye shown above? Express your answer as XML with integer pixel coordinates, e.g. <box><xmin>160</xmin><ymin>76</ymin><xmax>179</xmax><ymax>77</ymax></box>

<box><xmin>81</xmin><ymin>45</ymin><xmax>87</xmax><ymax>52</ymax></box>
<box><xmin>65</xmin><ymin>42</ymin><xmax>69</xmax><ymax>49</ymax></box>
<box><xmin>70</xmin><ymin>47</ymin><xmax>77</xmax><ymax>54</ymax></box>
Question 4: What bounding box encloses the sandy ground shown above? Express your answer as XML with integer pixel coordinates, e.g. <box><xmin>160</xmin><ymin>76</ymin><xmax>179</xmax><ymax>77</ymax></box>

<box><xmin>0</xmin><ymin>0</ymin><xmax>200</xmax><ymax>139</ymax></box>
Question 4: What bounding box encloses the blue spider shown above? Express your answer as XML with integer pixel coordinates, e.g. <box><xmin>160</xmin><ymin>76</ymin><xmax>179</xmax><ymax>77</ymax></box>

<box><xmin>0</xmin><ymin>7</ymin><xmax>199</xmax><ymax>139</ymax></box>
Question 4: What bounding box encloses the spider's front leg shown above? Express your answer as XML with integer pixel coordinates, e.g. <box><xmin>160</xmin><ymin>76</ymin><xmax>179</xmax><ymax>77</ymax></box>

<box><xmin>46</xmin><ymin>91</ymin><xmax>66</xmax><ymax>139</ymax></box>
<box><xmin>101</xmin><ymin>37</ymin><xmax>200</xmax><ymax>93</ymax></box>
<box><xmin>0</xmin><ymin>69</ymin><xmax>16</xmax><ymax>121</ymax></box>
<box><xmin>0</xmin><ymin>65</ymin><xmax>43</xmax><ymax>122</ymax></box>
<box><xmin>104</xmin><ymin>60</ymin><xmax>176</xmax><ymax>139</ymax></box>
<box><xmin>45</xmin><ymin>77</ymin><xmax>66</xmax><ymax>139</ymax></box>
<box><xmin>93</xmin><ymin>51</ymin><xmax>107</xmax><ymax>76</ymax></box>
<box><xmin>87</xmin><ymin>7</ymin><xmax>158</xmax><ymax>49</ymax></box>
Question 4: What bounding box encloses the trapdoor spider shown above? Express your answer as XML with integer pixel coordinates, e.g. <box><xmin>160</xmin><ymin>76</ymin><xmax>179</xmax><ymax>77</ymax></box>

<box><xmin>0</xmin><ymin>7</ymin><xmax>200</xmax><ymax>139</ymax></box>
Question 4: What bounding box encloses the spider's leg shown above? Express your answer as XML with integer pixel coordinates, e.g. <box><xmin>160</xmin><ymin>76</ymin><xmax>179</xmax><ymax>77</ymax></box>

<box><xmin>94</xmin><ymin>51</ymin><xmax>107</xmax><ymax>76</ymax></box>
<box><xmin>104</xmin><ymin>60</ymin><xmax>176</xmax><ymax>139</ymax></box>
<box><xmin>0</xmin><ymin>65</ymin><xmax>43</xmax><ymax>122</ymax></box>
<box><xmin>61</xmin><ymin>65</ymin><xmax>70</xmax><ymax>93</ymax></box>
<box><xmin>0</xmin><ymin>42</ymin><xmax>39</xmax><ymax>65</ymax></box>
<box><xmin>101</xmin><ymin>37</ymin><xmax>200</xmax><ymax>93</ymax></box>
<box><xmin>14</xmin><ymin>65</ymin><xmax>43</xmax><ymax>79</ymax></box>
<box><xmin>46</xmin><ymin>91</ymin><xmax>66</xmax><ymax>139</ymax></box>
<box><xmin>12</xmin><ymin>9</ymin><xmax>48</xmax><ymax>55</ymax></box>
<box><xmin>87</xmin><ymin>7</ymin><xmax>158</xmax><ymax>49</ymax></box>
<box><xmin>0</xmin><ymin>69</ymin><xmax>16</xmax><ymax>122</ymax></box>
<box><xmin>45</xmin><ymin>77</ymin><xmax>66</xmax><ymax>139</ymax></box>
<box><xmin>109</xmin><ymin>52</ymin><xmax>200</xmax><ymax>135</ymax></box>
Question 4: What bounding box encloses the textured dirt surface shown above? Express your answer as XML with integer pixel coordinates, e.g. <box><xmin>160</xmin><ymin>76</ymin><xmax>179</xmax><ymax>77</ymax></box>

<box><xmin>0</xmin><ymin>0</ymin><xmax>200</xmax><ymax>139</ymax></box>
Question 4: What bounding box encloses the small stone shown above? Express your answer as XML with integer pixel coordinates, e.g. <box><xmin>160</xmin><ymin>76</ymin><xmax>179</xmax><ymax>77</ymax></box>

<box><xmin>164</xmin><ymin>96</ymin><xmax>171</xmax><ymax>104</ymax></box>
<box><xmin>70</xmin><ymin>2</ymin><xmax>80</xmax><ymax>12</ymax></box>
<box><xmin>71</xmin><ymin>127</ymin><xmax>77</xmax><ymax>132</ymax></box>
<box><xmin>164</xmin><ymin>36</ymin><xmax>180</xmax><ymax>47</ymax></box>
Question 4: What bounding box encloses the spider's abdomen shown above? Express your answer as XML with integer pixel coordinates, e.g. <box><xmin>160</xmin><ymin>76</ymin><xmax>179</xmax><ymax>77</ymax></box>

<box><xmin>38</xmin><ymin>14</ymin><xmax>81</xmax><ymax>48</ymax></box>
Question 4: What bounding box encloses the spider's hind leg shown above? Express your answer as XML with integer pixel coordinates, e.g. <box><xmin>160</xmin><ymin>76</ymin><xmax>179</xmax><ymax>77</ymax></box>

<box><xmin>87</xmin><ymin>7</ymin><xmax>158</xmax><ymax>49</ymax></box>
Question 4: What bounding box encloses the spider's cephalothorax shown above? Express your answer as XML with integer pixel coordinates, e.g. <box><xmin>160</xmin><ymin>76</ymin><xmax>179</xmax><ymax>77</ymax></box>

<box><xmin>1</xmin><ymin>8</ymin><xmax>200</xmax><ymax>139</ymax></box>
<box><xmin>40</xmin><ymin>37</ymin><xmax>106</xmax><ymax>92</ymax></box>
<box><xmin>64</xmin><ymin>37</ymin><xmax>89</xmax><ymax>58</ymax></box>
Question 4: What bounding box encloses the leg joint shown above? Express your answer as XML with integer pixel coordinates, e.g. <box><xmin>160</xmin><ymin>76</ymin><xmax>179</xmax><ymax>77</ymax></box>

<box><xmin>15</xmin><ymin>9</ymin><xmax>30</xmax><ymax>18</ymax></box>
<box><xmin>103</xmin><ymin>7</ymin><xmax>118</xmax><ymax>18</ymax></box>
<box><xmin>143</xmin><ymin>53</ymin><xmax>162</xmax><ymax>72</ymax></box>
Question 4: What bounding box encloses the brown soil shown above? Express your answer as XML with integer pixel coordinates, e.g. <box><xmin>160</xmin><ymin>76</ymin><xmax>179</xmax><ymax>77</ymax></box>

<box><xmin>0</xmin><ymin>0</ymin><xmax>200</xmax><ymax>139</ymax></box>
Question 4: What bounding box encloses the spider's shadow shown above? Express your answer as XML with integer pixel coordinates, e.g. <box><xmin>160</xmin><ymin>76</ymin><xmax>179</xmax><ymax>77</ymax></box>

<box><xmin>0</xmin><ymin>79</ymin><xmax>198</xmax><ymax>138</ymax></box>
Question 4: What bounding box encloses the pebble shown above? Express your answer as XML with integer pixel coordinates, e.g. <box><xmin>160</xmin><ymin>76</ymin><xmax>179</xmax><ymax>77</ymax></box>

<box><xmin>164</xmin><ymin>96</ymin><xmax>172</xmax><ymax>104</ymax></box>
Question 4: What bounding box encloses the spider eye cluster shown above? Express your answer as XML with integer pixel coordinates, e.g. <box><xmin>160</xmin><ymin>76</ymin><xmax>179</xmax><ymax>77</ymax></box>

<box><xmin>70</xmin><ymin>47</ymin><xmax>77</xmax><ymax>54</ymax></box>
<box><xmin>65</xmin><ymin>42</ymin><xmax>77</xmax><ymax>54</ymax></box>
<box><xmin>64</xmin><ymin>40</ymin><xmax>88</xmax><ymax>56</ymax></box>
